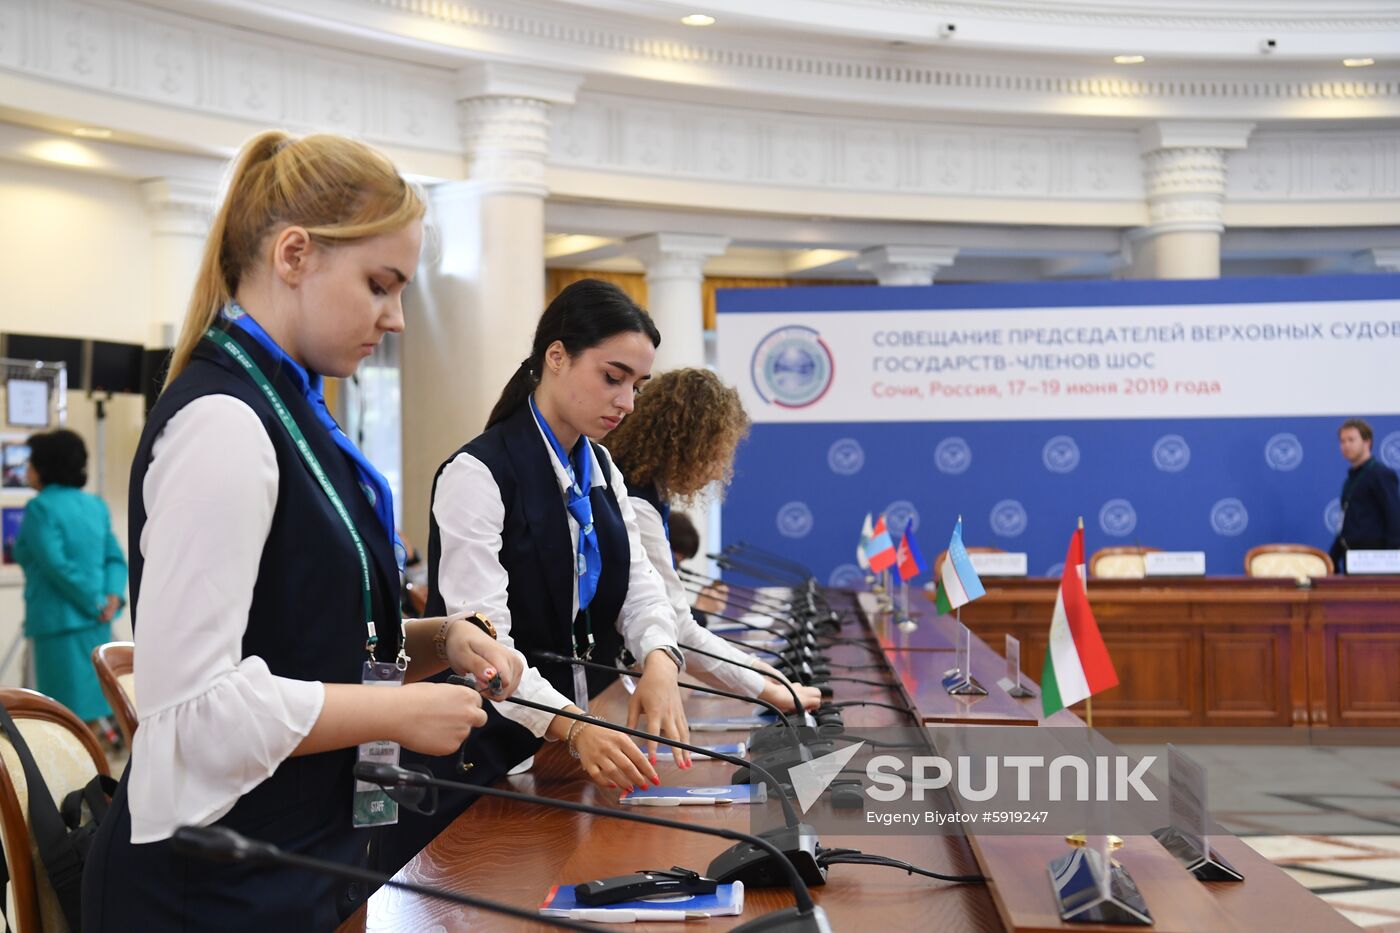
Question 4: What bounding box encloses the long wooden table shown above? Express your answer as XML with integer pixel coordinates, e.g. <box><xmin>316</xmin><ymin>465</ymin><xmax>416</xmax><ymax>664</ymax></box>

<box><xmin>340</xmin><ymin>587</ymin><xmax>1358</xmax><ymax>931</ymax></box>
<box><xmin>952</xmin><ymin>576</ymin><xmax>1400</xmax><ymax>730</ymax></box>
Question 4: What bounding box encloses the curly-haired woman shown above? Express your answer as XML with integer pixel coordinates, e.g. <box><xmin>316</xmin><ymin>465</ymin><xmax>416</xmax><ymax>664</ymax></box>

<box><xmin>604</xmin><ymin>368</ymin><xmax>821</xmax><ymax>712</ymax></box>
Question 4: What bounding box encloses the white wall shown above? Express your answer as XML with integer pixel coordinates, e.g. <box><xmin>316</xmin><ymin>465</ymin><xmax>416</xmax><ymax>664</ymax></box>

<box><xmin>0</xmin><ymin>160</ymin><xmax>153</xmax><ymax>684</ymax></box>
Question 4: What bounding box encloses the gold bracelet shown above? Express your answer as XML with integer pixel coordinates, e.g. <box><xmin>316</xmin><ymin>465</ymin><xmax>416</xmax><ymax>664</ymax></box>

<box><xmin>567</xmin><ymin>716</ymin><xmax>596</xmax><ymax>759</ymax></box>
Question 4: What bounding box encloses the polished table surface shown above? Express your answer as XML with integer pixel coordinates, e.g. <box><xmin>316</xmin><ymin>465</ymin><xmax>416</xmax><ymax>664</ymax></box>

<box><xmin>339</xmin><ymin>586</ymin><xmax>1359</xmax><ymax>931</ymax></box>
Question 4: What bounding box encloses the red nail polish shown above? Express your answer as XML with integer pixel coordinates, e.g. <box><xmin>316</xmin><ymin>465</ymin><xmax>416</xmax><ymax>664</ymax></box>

<box><xmin>652</xmin><ymin>776</ymin><xmax>661</xmax><ymax>786</ymax></box>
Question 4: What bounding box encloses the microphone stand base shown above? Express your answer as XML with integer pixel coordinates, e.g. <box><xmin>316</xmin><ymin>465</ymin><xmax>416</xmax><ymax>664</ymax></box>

<box><xmin>709</xmin><ymin>824</ymin><xmax>827</xmax><ymax>889</ymax></box>
<box><xmin>731</xmin><ymin>905</ymin><xmax>834</xmax><ymax>933</ymax></box>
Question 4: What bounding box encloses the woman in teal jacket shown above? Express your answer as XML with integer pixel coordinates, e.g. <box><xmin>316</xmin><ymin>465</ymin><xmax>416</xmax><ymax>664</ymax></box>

<box><xmin>13</xmin><ymin>429</ymin><xmax>126</xmax><ymax>722</ymax></box>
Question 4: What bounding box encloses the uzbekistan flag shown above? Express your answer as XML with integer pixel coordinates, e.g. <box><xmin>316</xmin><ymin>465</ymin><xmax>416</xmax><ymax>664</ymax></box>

<box><xmin>856</xmin><ymin>512</ymin><xmax>874</xmax><ymax>570</ymax></box>
<box><xmin>1040</xmin><ymin>527</ymin><xmax>1119</xmax><ymax>717</ymax></box>
<box><xmin>896</xmin><ymin>525</ymin><xmax>926</xmax><ymax>582</ymax></box>
<box><xmin>867</xmin><ymin>515</ymin><xmax>897</xmax><ymax>573</ymax></box>
<box><xmin>934</xmin><ymin>517</ymin><xmax>985</xmax><ymax>612</ymax></box>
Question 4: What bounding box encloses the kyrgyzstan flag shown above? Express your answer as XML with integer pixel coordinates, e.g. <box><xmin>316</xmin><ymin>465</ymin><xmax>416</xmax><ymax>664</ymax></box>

<box><xmin>896</xmin><ymin>525</ymin><xmax>926</xmax><ymax>582</ymax></box>
<box><xmin>1041</xmin><ymin>527</ymin><xmax>1119</xmax><ymax>717</ymax></box>
<box><xmin>867</xmin><ymin>515</ymin><xmax>897</xmax><ymax>573</ymax></box>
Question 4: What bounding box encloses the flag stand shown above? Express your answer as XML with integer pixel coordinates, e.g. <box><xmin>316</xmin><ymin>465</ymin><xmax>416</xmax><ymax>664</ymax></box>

<box><xmin>942</xmin><ymin>607</ymin><xmax>988</xmax><ymax>696</ymax></box>
<box><xmin>896</xmin><ymin>579</ymin><xmax>916</xmax><ymax>631</ymax></box>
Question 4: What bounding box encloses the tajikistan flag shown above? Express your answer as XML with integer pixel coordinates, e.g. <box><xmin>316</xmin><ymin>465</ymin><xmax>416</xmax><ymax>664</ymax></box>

<box><xmin>1041</xmin><ymin>527</ymin><xmax>1119</xmax><ymax>717</ymax></box>
<box><xmin>934</xmin><ymin>518</ymin><xmax>985</xmax><ymax>613</ymax></box>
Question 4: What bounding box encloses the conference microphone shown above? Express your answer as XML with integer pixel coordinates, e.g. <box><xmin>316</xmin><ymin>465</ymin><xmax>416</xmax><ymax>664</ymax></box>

<box><xmin>677</xmin><ymin>565</ymin><xmax>795</xmax><ymax>613</ymax></box>
<box><xmin>711</xmin><ymin>552</ymin><xmax>808</xmax><ymax>588</ymax></box>
<box><xmin>353</xmin><ymin>762</ymin><xmax>833</xmax><ymax>933</ymax></box>
<box><xmin>452</xmin><ymin>674</ymin><xmax>826</xmax><ymax>890</ymax></box>
<box><xmin>725</xmin><ymin>541</ymin><xmax>816</xmax><ymax>581</ymax></box>
<box><xmin>678</xmin><ymin>640</ymin><xmax>811</xmax><ymax>723</ymax></box>
<box><xmin>170</xmin><ymin>825</ymin><xmax>598</xmax><ymax>931</ymax></box>
<box><xmin>532</xmin><ymin>650</ymin><xmax>803</xmax><ymax>747</ymax></box>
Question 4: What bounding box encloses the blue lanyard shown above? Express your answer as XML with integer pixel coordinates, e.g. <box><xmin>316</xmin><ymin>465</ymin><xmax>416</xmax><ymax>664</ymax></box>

<box><xmin>528</xmin><ymin>396</ymin><xmax>602</xmax><ymax>654</ymax></box>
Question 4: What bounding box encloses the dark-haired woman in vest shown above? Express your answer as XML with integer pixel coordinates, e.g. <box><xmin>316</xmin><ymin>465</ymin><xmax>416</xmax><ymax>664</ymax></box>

<box><xmin>81</xmin><ymin>130</ymin><xmax>521</xmax><ymax>931</ymax></box>
<box><xmin>377</xmin><ymin>279</ymin><xmax>692</xmax><ymax>872</ymax></box>
<box><xmin>603</xmin><ymin>368</ymin><xmax>823</xmax><ymax>713</ymax></box>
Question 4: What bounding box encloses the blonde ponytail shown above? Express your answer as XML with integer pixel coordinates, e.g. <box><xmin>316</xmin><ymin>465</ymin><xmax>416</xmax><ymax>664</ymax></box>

<box><xmin>164</xmin><ymin>131</ymin><xmax>425</xmax><ymax>388</ymax></box>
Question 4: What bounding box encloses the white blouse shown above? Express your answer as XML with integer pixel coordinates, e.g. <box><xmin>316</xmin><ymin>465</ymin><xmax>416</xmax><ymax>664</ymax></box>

<box><xmin>627</xmin><ymin>497</ymin><xmax>767</xmax><ymax>698</ymax></box>
<box><xmin>128</xmin><ymin>394</ymin><xmax>325</xmax><ymax>844</ymax></box>
<box><xmin>431</xmin><ymin>412</ymin><xmax>680</xmax><ymax>737</ymax></box>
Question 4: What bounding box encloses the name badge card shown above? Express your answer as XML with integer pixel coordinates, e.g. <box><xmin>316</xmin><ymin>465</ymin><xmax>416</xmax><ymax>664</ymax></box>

<box><xmin>1347</xmin><ymin>550</ymin><xmax>1400</xmax><ymax>574</ymax></box>
<box><xmin>1144</xmin><ymin>551</ymin><xmax>1207</xmax><ymax>577</ymax></box>
<box><xmin>997</xmin><ymin>634</ymin><xmax>1035</xmax><ymax>698</ymax></box>
<box><xmin>970</xmin><ymin>552</ymin><xmax>1028</xmax><ymax>577</ymax></box>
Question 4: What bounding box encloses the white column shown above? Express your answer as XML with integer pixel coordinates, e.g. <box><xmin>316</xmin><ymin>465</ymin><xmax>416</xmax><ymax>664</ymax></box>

<box><xmin>1131</xmin><ymin>122</ymin><xmax>1254</xmax><ymax>280</ymax></box>
<box><xmin>625</xmin><ymin>233</ymin><xmax>730</xmax><ymax>373</ymax></box>
<box><xmin>856</xmin><ymin>245</ymin><xmax>958</xmax><ymax>285</ymax></box>
<box><xmin>400</xmin><ymin>64</ymin><xmax>581</xmax><ymax>549</ymax></box>
<box><xmin>140</xmin><ymin>178</ymin><xmax>215</xmax><ymax>347</ymax></box>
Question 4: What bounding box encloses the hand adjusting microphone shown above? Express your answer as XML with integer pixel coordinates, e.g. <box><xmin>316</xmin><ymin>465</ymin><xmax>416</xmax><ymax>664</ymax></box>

<box><xmin>170</xmin><ymin>825</ymin><xmax>598</xmax><ymax>931</ymax></box>
<box><xmin>451</xmin><ymin>673</ymin><xmax>826</xmax><ymax>891</ymax></box>
<box><xmin>353</xmin><ymin>762</ymin><xmax>834</xmax><ymax>932</ymax></box>
<box><xmin>533</xmin><ymin>651</ymin><xmax>803</xmax><ymax>749</ymax></box>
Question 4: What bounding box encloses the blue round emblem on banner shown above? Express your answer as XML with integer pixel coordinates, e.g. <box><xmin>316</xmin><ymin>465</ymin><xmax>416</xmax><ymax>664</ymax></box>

<box><xmin>828</xmin><ymin>563</ymin><xmax>867</xmax><ymax>588</ymax></box>
<box><xmin>1324</xmin><ymin>497</ymin><xmax>1342</xmax><ymax>535</ymax></box>
<box><xmin>776</xmin><ymin>501</ymin><xmax>814</xmax><ymax>538</ymax></box>
<box><xmin>1210</xmin><ymin>498</ymin><xmax>1249</xmax><ymax>536</ymax></box>
<box><xmin>1042</xmin><ymin>435</ymin><xmax>1080</xmax><ymax>474</ymax></box>
<box><xmin>1264</xmin><ymin>433</ymin><xmax>1304</xmax><ymax>471</ymax></box>
<box><xmin>1381</xmin><ymin>431</ymin><xmax>1400</xmax><ymax>470</ymax></box>
<box><xmin>750</xmin><ymin>325</ymin><xmax>834</xmax><ymax>408</ymax></box>
<box><xmin>1098</xmin><ymin>498</ymin><xmax>1137</xmax><ymax>537</ymax></box>
<box><xmin>989</xmin><ymin>500</ymin><xmax>1028</xmax><ymax>538</ymax></box>
<box><xmin>934</xmin><ymin>437</ymin><xmax>972</xmax><ymax>475</ymax></box>
<box><xmin>827</xmin><ymin>438</ymin><xmax>865</xmax><ymax>475</ymax></box>
<box><xmin>1152</xmin><ymin>434</ymin><xmax>1191</xmax><ymax>473</ymax></box>
<box><xmin>884</xmin><ymin>499</ymin><xmax>919</xmax><ymax>534</ymax></box>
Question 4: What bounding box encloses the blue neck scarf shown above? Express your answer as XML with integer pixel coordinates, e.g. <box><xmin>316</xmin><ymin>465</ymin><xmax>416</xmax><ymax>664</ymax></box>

<box><xmin>222</xmin><ymin>304</ymin><xmax>405</xmax><ymax>573</ymax></box>
<box><xmin>529</xmin><ymin>395</ymin><xmax>601</xmax><ymax>613</ymax></box>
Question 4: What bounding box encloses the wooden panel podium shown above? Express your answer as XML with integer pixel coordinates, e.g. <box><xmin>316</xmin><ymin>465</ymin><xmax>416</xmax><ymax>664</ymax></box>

<box><xmin>339</xmin><ymin>588</ymin><xmax>1357</xmax><ymax>932</ymax></box>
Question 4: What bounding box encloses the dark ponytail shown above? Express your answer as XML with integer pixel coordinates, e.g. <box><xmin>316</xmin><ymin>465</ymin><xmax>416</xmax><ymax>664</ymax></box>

<box><xmin>485</xmin><ymin>279</ymin><xmax>661</xmax><ymax>429</ymax></box>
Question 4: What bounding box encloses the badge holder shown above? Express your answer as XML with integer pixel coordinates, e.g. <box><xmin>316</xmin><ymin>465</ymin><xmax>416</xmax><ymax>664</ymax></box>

<box><xmin>353</xmin><ymin>630</ymin><xmax>407</xmax><ymax>829</ymax></box>
<box><xmin>996</xmin><ymin>634</ymin><xmax>1035</xmax><ymax>699</ymax></box>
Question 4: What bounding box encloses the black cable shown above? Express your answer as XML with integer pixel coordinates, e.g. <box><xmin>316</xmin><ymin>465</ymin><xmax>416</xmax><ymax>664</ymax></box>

<box><xmin>828</xmin><ymin>699</ymin><xmax>922</xmax><ymax>724</ymax></box>
<box><xmin>833</xmin><ymin>732</ymin><xmax>927</xmax><ymax>750</ymax></box>
<box><xmin>716</xmin><ymin>633</ymin><xmax>782</xmax><ymax>657</ymax></box>
<box><xmin>818</xmin><ymin>852</ymin><xmax>985</xmax><ymax>884</ymax></box>
<box><xmin>823</xmin><ymin>675</ymin><xmax>895</xmax><ymax>688</ymax></box>
<box><xmin>826</xmin><ymin>661</ymin><xmax>889</xmax><ymax>671</ymax></box>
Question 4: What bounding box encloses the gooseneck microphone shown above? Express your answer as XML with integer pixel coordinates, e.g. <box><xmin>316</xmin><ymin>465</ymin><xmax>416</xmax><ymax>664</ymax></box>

<box><xmin>677</xmin><ymin>639</ymin><xmax>807</xmax><ymax>718</ymax></box>
<box><xmin>170</xmin><ymin>825</ymin><xmax>598</xmax><ymax>931</ymax></box>
<box><xmin>533</xmin><ymin>650</ymin><xmax>801</xmax><ymax>743</ymax></box>
<box><xmin>452</xmin><ymin>674</ymin><xmax>825</xmax><ymax>890</ymax></box>
<box><xmin>353</xmin><ymin>762</ymin><xmax>833</xmax><ymax>933</ymax></box>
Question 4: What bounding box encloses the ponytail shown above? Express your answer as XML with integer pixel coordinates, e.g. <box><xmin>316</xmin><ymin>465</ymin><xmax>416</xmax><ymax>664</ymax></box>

<box><xmin>165</xmin><ymin>130</ymin><xmax>425</xmax><ymax>388</ymax></box>
<box><xmin>485</xmin><ymin>359</ymin><xmax>540</xmax><ymax>431</ymax></box>
<box><xmin>484</xmin><ymin>279</ymin><xmax>660</xmax><ymax>430</ymax></box>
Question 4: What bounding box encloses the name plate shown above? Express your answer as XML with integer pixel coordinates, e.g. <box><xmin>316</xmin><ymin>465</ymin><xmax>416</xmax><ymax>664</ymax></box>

<box><xmin>1144</xmin><ymin>551</ymin><xmax>1206</xmax><ymax>577</ymax></box>
<box><xmin>969</xmin><ymin>552</ymin><xmax>1028</xmax><ymax>577</ymax></box>
<box><xmin>1347</xmin><ymin>550</ymin><xmax>1400</xmax><ymax>574</ymax></box>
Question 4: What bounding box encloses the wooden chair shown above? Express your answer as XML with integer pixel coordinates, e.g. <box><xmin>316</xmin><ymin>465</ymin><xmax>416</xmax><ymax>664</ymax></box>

<box><xmin>91</xmin><ymin>642</ymin><xmax>137</xmax><ymax>748</ymax></box>
<box><xmin>1245</xmin><ymin>544</ymin><xmax>1334</xmax><ymax>582</ymax></box>
<box><xmin>933</xmin><ymin>546</ymin><xmax>1006</xmax><ymax>578</ymax></box>
<box><xmin>0</xmin><ymin>688</ymin><xmax>110</xmax><ymax>933</ymax></box>
<box><xmin>1089</xmin><ymin>546</ymin><xmax>1161</xmax><ymax>579</ymax></box>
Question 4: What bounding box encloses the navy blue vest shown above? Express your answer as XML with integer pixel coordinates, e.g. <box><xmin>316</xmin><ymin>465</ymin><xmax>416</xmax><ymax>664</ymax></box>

<box><xmin>374</xmin><ymin>404</ymin><xmax>632</xmax><ymax>876</ymax></box>
<box><xmin>83</xmin><ymin>326</ymin><xmax>402</xmax><ymax>931</ymax></box>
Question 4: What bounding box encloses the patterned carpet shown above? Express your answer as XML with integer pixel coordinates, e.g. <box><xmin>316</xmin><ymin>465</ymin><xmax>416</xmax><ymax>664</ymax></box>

<box><xmin>1122</xmin><ymin>744</ymin><xmax>1400</xmax><ymax>932</ymax></box>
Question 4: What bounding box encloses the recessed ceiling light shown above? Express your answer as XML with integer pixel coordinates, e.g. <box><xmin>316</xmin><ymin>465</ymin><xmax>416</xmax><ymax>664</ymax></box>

<box><xmin>1343</xmin><ymin>57</ymin><xmax>1375</xmax><ymax>67</ymax></box>
<box><xmin>72</xmin><ymin>127</ymin><xmax>113</xmax><ymax>139</ymax></box>
<box><xmin>681</xmin><ymin>14</ymin><xmax>715</xmax><ymax>26</ymax></box>
<box><xmin>1113</xmin><ymin>55</ymin><xmax>1146</xmax><ymax>65</ymax></box>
